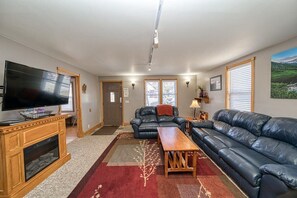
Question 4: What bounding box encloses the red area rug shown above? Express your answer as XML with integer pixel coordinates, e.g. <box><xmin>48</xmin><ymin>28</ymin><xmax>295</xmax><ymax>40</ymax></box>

<box><xmin>68</xmin><ymin>133</ymin><xmax>245</xmax><ymax>198</ymax></box>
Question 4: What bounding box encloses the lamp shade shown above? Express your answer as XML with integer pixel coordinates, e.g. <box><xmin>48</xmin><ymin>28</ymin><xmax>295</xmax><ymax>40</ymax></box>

<box><xmin>190</xmin><ymin>99</ymin><xmax>200</xmax><ymax>108</ymax></box>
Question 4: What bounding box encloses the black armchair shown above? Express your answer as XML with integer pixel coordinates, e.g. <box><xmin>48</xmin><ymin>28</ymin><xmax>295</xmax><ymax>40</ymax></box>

<box><xmin>130</xmin><ymin>106</ymin><xmax>186</xmax><ymax>139</ymax></box>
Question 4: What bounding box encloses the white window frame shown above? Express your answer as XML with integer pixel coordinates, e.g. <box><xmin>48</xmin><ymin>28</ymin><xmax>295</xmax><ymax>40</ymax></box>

<box><xmin>144</xmin><ymin>79</ymin><xmax>178</xmax><ymax>106</ymax></box>
<box><xmin>161</xmin><ymin>79</ymin><xmax>177</xmax><ymax>106</ymax></box>
<box><xmin>225</xmin><ymin>57</ymin><xmax>255</xmax><ymax>112</ymax></box>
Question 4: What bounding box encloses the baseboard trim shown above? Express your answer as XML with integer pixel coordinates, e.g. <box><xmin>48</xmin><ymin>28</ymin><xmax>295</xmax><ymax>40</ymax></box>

<box><xmin>122</xmin><ymin>122</ymin><xmax>130</xmax><ymax>126</ymax></box>
<box><xmin>84</xmin><ymin>122</ymin><xmax>103</xmax><ymax>135</ymax></box>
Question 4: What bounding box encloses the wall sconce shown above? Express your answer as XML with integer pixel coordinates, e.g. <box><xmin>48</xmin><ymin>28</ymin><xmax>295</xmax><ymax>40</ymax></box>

<box><xmin>186</xmin><ymin>81</ymin><xmax>190</xmax><ymax>87</ymax></box>
<box><xmin>132</xmin><ymin>83</ymin><xmax>135</xmax><ymax>89</ymax></box>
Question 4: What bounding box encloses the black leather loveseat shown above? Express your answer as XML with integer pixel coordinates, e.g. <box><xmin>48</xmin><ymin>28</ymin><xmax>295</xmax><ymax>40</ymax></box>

<box><xmin>191</xmin><ymin>109</ymin><xmax>297</xmax><ymax>198</ymax></box>
<box><xmin>130</xmin><ymin>106</ymin><xmax>186</xmax><ymax>139</ymax></box>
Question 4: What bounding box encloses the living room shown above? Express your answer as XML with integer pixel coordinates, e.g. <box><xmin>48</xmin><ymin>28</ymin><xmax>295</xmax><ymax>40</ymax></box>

<box><xmin>0</xmin><ymin>0</ymin><xmax>297</xmax><ymax>198</ymax></box>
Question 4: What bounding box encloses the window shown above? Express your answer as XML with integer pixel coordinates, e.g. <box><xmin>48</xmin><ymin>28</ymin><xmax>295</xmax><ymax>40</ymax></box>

<box><xmin>226</xmin><ymin>58</ymin><xmax>255</xmax><ymax>112</ymax></box>
<box><xmin>145</xmin><ymin>79</ymin><xmax>177</xmax><ymax>106</ymax></box>
<box><xmin>162</xmin><ymin>80</ymin><xmax>177</xmax><ymax>106</ymax></box>
<box><xmin>61</xmin><ymin>82</ymin><xmax>74</xmax><ymax>112</ymax></box>
<box><xmin>110</xmin><ymin>92</ymin><xmax>115</xmax><ymax>103</ymax></box>
<box><xmin>145</xmin><ymin>80</ymin><xmax>160</xmax><ymax>106</ymax></box>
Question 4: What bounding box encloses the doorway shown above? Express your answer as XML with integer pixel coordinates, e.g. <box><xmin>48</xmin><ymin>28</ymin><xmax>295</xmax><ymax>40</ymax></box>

<box><xmin>57</xmin><ymin>67</ymin><xmax>83</xmax><ymax>141</ymax></box>
<box><xmin>102</xmin><ymin>82</ymin><xmax>123</xmax><ymax>126</ymax></box>
<box><xmin>61</xmin><ymin>77</ymin><xmax>78</xmax><ymax>143</ymax></box>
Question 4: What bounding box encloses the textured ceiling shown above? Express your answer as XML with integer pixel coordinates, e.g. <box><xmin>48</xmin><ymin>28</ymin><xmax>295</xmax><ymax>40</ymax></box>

<box><xmin>0</xmin><ymin>0</ymin><xmax>297</xmax><ymax>76</ymax></box>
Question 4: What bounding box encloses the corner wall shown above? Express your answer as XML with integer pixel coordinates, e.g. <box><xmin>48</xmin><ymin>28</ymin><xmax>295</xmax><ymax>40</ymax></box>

<box><xmin>200</xmin><ymin>36</ymin><xmax>297</xmax><ymax>119</ymax></box>
<box><xmin>0</xmin><ymin>36</ymin><xmax>100</xmax><ymax>132</ymax></box>
<box><xmin>98</xmin><ymin>75</ymin><xmax>197</xmax><ymax>124</ymax></box>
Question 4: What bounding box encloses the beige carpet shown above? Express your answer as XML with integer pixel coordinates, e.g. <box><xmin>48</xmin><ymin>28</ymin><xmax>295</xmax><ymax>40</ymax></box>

<box><xmin>25</xmin><ymin>126</ymin><xmax>133</xmax><ymax>198</ymax></box>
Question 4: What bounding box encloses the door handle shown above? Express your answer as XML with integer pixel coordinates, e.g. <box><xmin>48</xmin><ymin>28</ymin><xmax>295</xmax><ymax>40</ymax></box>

<box><xmin>120</xmin><ymin>97</ymin><xmax>122</xmax><ymax>103</ymax></box>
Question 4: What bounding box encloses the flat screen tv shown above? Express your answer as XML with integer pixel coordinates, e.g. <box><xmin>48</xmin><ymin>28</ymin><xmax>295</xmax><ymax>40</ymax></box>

<box><xmin>2</xmin><ymin>61</ymin><xmax>71</xmax><ymax>111</ymax></box>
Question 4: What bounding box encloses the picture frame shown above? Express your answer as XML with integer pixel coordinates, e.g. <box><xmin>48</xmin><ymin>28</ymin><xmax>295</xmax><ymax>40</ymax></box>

<box><xmin>210</xmin><ymin>75</ymin><xmax>222</xmax><ymax>91</ymax></box>
<box><xmin>271</xmin><ymin>47</ymin><xmax>297</xmax><ymax>99</ymax></box>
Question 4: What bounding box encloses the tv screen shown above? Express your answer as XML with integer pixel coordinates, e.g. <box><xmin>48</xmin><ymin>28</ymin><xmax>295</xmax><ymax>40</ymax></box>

<box><xmin>2</xmin><ymin>61</ymin><xmax>71</xmax><ymax>111</ymax></box>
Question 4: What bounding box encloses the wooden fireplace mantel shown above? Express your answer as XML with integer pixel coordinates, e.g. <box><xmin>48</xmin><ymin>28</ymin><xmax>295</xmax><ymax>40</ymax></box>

<box><xmin>0</xmin><ymin>114</ymin><xmax>71</xmax><ymax>198</ymax></box>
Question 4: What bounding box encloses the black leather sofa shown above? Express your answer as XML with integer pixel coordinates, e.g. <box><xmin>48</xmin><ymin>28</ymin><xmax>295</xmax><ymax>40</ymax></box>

<box><xmin>191</xmin><ymin>109</ymin><xmax>297</xmax><ymax>198</ymax></box>
<box><xmin>130</xmin><ymin>106</ymin><xmax>186</xmax><ymax>139</ymax></box>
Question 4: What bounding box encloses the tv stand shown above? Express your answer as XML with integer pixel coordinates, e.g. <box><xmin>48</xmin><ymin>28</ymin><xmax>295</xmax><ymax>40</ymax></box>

<box><xmin>0</xmin><ymin>114</ymin><xmax>70</xmax><ymax>198</ymax></box>
<box><xmin>0</xmin><ymin>119</ymin><xmax>24</xmax><ymax>126</ymax></box>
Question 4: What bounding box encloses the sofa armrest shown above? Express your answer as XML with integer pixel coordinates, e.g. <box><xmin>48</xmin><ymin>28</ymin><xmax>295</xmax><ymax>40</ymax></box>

<box><xmin>190</xmin><ymin>120</ymin><xmax>213</xmax><ymax>129</ymax></box>
<box><xmin>260</xmin><ymin>164</ymin><xmax>297</xmax><ymax>189</ymax></box>
<box><xmin>130</xmin><ymin>118</ymin><xmax>142</xmax><ymax>126</ymax></box>
<box><xmin>173</xmin><ymin>117</ymin><xmax>186</xmax><ymax>125</ymax></box>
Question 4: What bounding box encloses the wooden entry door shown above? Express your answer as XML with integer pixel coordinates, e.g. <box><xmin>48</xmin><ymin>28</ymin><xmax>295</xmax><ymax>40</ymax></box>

<box><xmin>103</xmin><ymin>82</ymin><xmax>122</xmax><ymax>126</ymax></box>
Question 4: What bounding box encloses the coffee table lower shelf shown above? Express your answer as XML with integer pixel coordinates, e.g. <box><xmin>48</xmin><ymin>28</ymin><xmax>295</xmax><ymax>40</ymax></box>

<box><xmin>157</xmin><ymin>127</ymin><xmax>199</xmax><ymax>178</ymax></box>
<box><xmin>164</xmin><ymin>150</ymin><xmax>197</xmax><ymax>177</ymax></box>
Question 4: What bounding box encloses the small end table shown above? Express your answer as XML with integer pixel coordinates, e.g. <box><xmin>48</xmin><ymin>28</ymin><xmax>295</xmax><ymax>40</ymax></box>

<box><xmin>183</xmin><ymin>117</ymin><xmax>202</xmax><ymax>135</ymax></box>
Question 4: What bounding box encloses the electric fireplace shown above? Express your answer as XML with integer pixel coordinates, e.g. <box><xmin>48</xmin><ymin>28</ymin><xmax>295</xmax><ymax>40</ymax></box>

<box><xmin>24</xmin><ymin>135</ymin><xmax>59</xmax><ymax>181</ymax></box>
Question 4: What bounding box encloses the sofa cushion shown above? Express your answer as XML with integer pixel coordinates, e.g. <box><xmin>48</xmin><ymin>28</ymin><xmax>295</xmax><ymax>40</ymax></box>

<box><xmin>229</xmin><ymin>147</ymin><xmax>277</xmax><ymax>168</ymax></box>
<box><xmin>213</xmin><ymin>121</ymin><xmax>231</xmax><ymax>134</ymax></box>
<box><xmin>213</xmin><ymin>135</ymin><xmax>245</xmax><ymax>148</ymax></box>
<box><xmin>158</xmin><ymin>115</ymin><xmax>174</xmax><ymax>122</ymax></box>
<box><xmin>214</xmin><ymin>109</ymin><xmax>239</xmax><ymax>125</ymax></box>
<box><xmin>140</xmin><ymin>106</ymin><xmax>156</xmax><ymax>116</ymax></box>
<box><xmin>252</xmin><ymin>137</ymin><xmax>297</xmax><ymax>165</ymax></box>
<box><xmin>192</xmin><ymin>128</ymin><xmax>221</xmax><ymax>140</ymax></box>
<box><xmin>203</xmin><ymin>136</ymin><xmax>228</xmax><ymax>153</ymax></box>
<box><xmin>203</xmin><ymin>135</ymin><xmax>244</xmax><ymax>153</ymax></box>
<box><xmin>232</xmin><ymin>111</ymin><xmax>271</xmax><ymax>136</ymax></box>
<box><xmin>201</xmin><ymin>128</ymin><xmax>223</xmax><ymax>137</ymax></box>
<box><xmin>227</xmin><ymin>127</ymin><xmax>258</xmax><ymax>148</ymax></box>
<box><xmin>173</xmin><ymin>106</ymin><xmax>179</xmax><ymax>116</ymax></box>
<box><xmin>218</xmin><ymin>148</ymin><xmax>262</xmax><ymax>187</ymax></box>
<box><xmin>139</xmin><ymin>123</ymin><xmax>159</xmax><ymax>132</ymax></box>
<box><xmin>262</xmin><ymin>117</ymin><xmax>297</xmax><ymax>147</ymax></box>
<box><xmin>158</xmin><ymin>122</ymin><xmax>178</xmax><ymax>128</ymax></box>
<box><xmin>140</xmin><ymin>115</ymin><xmax>158</xmax><ymax>123</ymax></box>
<box><xmin>192</xmin><ymin>128</ymin><xmax>207</xmax><ymax>140</ymax></box>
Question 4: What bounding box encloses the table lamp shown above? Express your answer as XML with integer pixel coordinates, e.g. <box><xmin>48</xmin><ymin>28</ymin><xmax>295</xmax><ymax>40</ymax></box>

<box><xmin>190</xmin><ymin>99</ymin><xmax>200</xmax><ymax>120</ymax></box>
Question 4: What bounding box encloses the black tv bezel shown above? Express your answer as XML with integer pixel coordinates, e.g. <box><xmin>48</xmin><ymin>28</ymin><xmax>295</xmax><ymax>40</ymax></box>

<box><xmin>2</xmin><ymin>61</ymin><xmax>70</xmax><ymax>111</ymax></box>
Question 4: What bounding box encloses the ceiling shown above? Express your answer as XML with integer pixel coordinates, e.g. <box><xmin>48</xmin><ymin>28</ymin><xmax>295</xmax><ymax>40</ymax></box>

<box><xmin>0</xmin><ymin>0</ymin><xmax>297</xmax><ymax>76</ymax></box>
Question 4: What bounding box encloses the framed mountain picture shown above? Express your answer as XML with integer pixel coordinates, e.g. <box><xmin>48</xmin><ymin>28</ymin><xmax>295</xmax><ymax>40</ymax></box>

<box><xmin>271</xmin><ymin>47</ymin><xmax>297</xmax><ymax>99</ymax></box>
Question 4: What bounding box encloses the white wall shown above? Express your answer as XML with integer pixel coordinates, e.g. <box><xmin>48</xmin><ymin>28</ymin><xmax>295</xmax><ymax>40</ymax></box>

<box><xmin>98</xmin><ymin>75</ymin><xmax>198</xmax><ymax>123</ymax></box>
<box><xmin>0</xmin><ymin>36</ymin><xmax>100</xmax><ymax>132</ymax></box>
<box><xmin>201</xmin><ymin>36</ymin><xmax>297</xmax><ymax>119</ymax></box>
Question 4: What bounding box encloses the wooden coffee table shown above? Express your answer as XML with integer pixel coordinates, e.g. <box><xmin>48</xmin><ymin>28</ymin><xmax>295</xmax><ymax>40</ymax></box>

<box><xmin>157</xmin><ymin>127</ymin><xmax>199</xmax><ymax>177</ymax></box>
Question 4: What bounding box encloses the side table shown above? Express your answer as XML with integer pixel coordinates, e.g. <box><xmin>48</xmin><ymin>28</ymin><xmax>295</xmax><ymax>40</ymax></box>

<box><xmin>183</xmin><ymin>117</ymin><xmax>202</xmax><ymax>135</ymax></box>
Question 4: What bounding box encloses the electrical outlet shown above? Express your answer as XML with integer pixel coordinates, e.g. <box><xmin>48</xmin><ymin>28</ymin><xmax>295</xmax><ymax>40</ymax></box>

<box><xmin>88</xmin><ymin>124</ymin><xmax>90</xmax><ymax>129</ymax></box>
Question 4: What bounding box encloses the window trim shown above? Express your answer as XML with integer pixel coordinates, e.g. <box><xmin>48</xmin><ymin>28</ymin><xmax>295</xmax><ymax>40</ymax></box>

<box><xmin>144</xmin><ymin>79</ymin><xmax>178</xmax><ymax>106</ymax></box>
<box><xmin>225</xmin><ymin>57</ymin><xmax>255</xmax><ymax>112</ymax></box>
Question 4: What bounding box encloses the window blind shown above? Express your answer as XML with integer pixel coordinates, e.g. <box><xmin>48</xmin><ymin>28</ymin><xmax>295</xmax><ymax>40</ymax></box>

<box><xmin>228</xmin><ymin>63</ymin><xmax>252</xmax><ymax>112</ymax></box>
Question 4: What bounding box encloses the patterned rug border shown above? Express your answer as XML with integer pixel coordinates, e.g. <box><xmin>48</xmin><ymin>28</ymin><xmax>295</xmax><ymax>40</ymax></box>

<box><xmin>68</xmin><ymin>134</ymin><xmax>120</xmax><ymax>198</ymax></box>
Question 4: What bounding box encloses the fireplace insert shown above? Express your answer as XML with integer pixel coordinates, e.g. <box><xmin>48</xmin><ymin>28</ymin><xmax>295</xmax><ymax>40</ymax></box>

<box><xmin>24</xmin><ymin>135</ymin><xmax>59</xmax><ymax>181</ymax></box>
